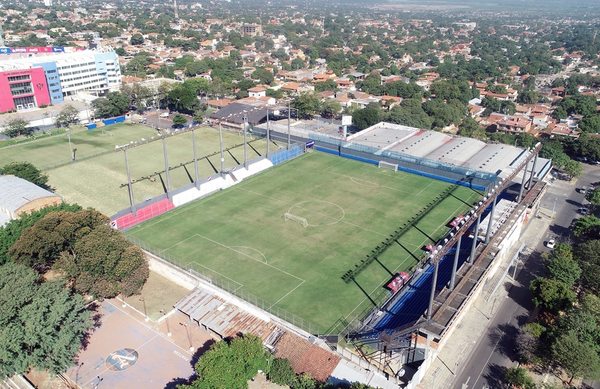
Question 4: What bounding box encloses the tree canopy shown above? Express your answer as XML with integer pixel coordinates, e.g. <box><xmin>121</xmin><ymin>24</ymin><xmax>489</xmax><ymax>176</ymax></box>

<box><xmin>0</xmin><ymin>262</ymin><xmax>92</xmax><ymax>376</ymax></box>
<box><xmin>0</xmin><ymin>162</ymin><xmax>49</xmax><ymax>190</ymax></box>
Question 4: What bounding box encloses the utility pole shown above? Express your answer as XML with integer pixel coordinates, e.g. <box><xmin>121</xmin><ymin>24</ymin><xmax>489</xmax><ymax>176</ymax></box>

<box><xmin>191</xmin><ymin>129</ymin><xmax>200</xmax><ymax>188</ymax></box>
<box><xmin>218</xmin><ymin>122</ymin><xmax>225</xmax><ymax>176</ymax></box>
<box><xmin>243</xmin><ymin>114</ymin><xmax>248</xmax><ymax>168</ymax></box>
<box><xmin>266</xmin><ymin>108</ymin><xmax>270</xmax><ymax>157</ymax></box>
<box><xmin>287</xmin><ymin>100</ymin><xmax>291</xmax><ymax>150</ymax></box>
<box><xmin>161</xmin><ymin>134</ymin><xmax>171</xmax><ymax>198</ymax></box>
<box><xmin>123</xmin><ymin>148</ymin><xmax>136</xmax><ymax>215</ymax></box>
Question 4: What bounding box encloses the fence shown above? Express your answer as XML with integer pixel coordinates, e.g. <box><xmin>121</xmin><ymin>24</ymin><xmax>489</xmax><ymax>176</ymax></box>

<box><xmin>128</xmin><ymin>236</ymin><xmax>319</xmax><ymax>335</ymax></box>
<box><xmin>268</xmin><ymin>144</ymin><xmax>304</xmax><ymax>165</ymax></box>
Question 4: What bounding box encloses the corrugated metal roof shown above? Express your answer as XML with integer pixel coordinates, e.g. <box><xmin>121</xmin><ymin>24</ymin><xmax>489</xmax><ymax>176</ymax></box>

<box><xmin>0</xmin><ymin>175</ymin><xmax>58</xmax><ymax>214</ymax></box>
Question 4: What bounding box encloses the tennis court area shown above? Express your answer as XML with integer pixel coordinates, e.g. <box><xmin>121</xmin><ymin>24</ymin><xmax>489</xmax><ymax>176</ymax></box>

<box><xmin>0</xmin><ymin>124</ymin><xmax>277</xmax><ymax>215</ymax></box>
<box><xmin>127</xmin><ymin>152</ymin><xmax>482</xmax><ymax>333</ymax></box>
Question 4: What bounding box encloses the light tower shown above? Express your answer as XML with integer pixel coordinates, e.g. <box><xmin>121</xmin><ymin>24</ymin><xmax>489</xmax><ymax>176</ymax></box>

<box><xmin>173</xmin><ymin>0</ymin><xmax>179</xmax><ymax>20</ymax></box>
<box><xmin>0</xmin><ymin>23</ymin><xmax>5</xmax><ymax>48</ymax></box>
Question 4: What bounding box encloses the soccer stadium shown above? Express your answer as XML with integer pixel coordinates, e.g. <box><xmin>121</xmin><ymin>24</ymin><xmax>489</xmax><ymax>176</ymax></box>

<box><xmin>127</xmin><ymin>151</ymin><xmax>482</xmax><ymax>333</ymax></box>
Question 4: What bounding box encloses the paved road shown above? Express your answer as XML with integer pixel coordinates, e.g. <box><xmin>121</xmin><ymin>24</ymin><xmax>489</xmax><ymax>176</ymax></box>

<box><xmin>453</xmin><ymin>165</ymin><xmax>600</xmax><ymax>389</ymax></box>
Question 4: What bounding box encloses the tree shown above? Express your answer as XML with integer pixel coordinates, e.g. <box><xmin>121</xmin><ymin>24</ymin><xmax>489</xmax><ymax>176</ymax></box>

<box><xmin>588</xmin><ymin>188</ymin><xmax>600</xmax><ymax>207</ymax></box>
<box><xmin>315</xmin><ymin>79</ymin><xmax>337</xmax><ymax>92</ymax></box>
<box><xmin>458</xmin><ymin>117</ymin><xmax>487</xmax><ymax>140</ymax></box>
<box><xmin>3</xmin><ymin>118</ymin><xmax>32</xmax><ymax>138</ymax></box>
<box><xmin>0</xmin><ymin>203</ymin><xmax>81</xmax><ymax>265</ymax></box>
<box><xmin>9</xmin><ymin>210</ymin><xmax>148</xmax><ymax>298</ymax></box>
<box><xmin>92</xmin><ymin>92</ymin><xmax>130</xmax><ymax>118</ymax></box>
<box><xmin>320</xmin><ymin>100</ymin><xmax>341</xmax><ymax>119</ymax></box>
<box><xmin>352</xmin><ymin>105</ymin><xmax>381</xmax><ymax>130</ymax></box>
<box><xmin>55</xmin><ymin>105</ymin><xmax>79</xmax><ymax>128</ymax></box>
<box><xmin>56</xmin><ymin>224</ymin><xmax>149</xmax><ymax>298</ymax></box>
<box><xmin>268</xmin><ymin>358</ymin><xmax>296</xmax><ymax>387</ymax></box>
<box><xmin>575</xmin><ymin>239</ymin><xmax>600</xmax><ymax>293</ymax></box>
<box><xmin>291</xmin><ymin>93</ymin><xmax>321</xmax><ymax>119</ymax></box>
<box><xmin>563</xmin><ymin>159</ymin><xmax>583</xmax><ymax>178</ymax></box>
<box><xmin>552</xmin><ymin>332</ymin><xmax>600</xmax><ymax>385</ymax></box>
<box><xmin>578</xmin><ymin>114</ymin><xmax>600</xmax><ymax>133</ymax></box>
<box><xmin>530</xmin><ymin>277</ymin><xmax>576</xmax><ymax>312</ymax></box>
<box><xmin>546</xmin><ymin>243</ymin><xmax>581</xmax><ymax>287</ymax></box>
<box><xmin>0</xmin><ymin>262</ymin><xmax>92</xmax><ymax>376</ymax></box>
<box><xmin>251</xmin><ymin>68</ymin><xmax>274</xmax><ymax>85</ymax></box>
<box><xmin>504</xmin><ymin>367</ymin><xmax>535</xmax><ymax>389</ymax></box>
<box><xmin>0</xmin><ymin>162</ymin><xmax>49</xmax><ymax>190</ymax></box>
<box><xmin>168</xmin><ymin>83</ymin><xmax>200</xmax><ymax>114</ymax></box>
<box><xmin>181</xmin><ymin>334</ymin><xmax>270</xmax><ymax>389</ymax></box>
<box><xmin>130</xmin><ymin>33</ymin><xmax>144</xmax><ymax>45</ymax></box>
<box><xmin>121</xmin><ymin>83</ymin><xmax>153</xmax><ymax>112</ymax></box>
<box><xmin>386</xmin><ymin>99</ymin><xmax>432</xmax><ymax>129</ymax></box>
<box><xmin>9</xmin><ymin>210</ymin><xmax>108</xmax><ymax>272</ymax></box>
<box><xmin>172</xmin><ymin>114</ymin><xmax>188</xmax><ymax>128</ymax></box>
<box><xmin>572</xmin><ymin>216</ymin><xmax>600</xmax><ymax>239</ymax></box>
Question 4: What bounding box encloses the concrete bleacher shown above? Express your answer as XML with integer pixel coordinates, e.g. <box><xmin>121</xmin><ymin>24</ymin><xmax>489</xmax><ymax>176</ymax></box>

<box><xmin>175</xmin><ymin>288</ymin><xmax>278</xmax><ymax>340</ymax></box>
<box><xmin>346</xmin><ymin>122</ymin><xmax>418</xmax><ymax>151</ymax></box>
<box><xmin>427</xmin><ymin>137</ymin><xmax>487</xmax><ymax>167</ymax></box>
<box><xmin>389</xmin><ymin>131</ymin><xmax>451</xmax><ymax>158</ymax></box>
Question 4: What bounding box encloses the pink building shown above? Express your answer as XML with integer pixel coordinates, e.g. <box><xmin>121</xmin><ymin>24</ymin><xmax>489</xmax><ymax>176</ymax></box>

<box><xmin>0</xmin><ymin>68</ymin><xmax>51</xmax><ymax>113</ymax></box>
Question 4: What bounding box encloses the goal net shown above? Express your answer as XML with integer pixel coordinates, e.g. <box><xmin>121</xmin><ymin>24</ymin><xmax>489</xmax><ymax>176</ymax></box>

<box><xmin>378</xmin><ymin>161</ymin><xmax>398</xmax><ymax>172</ymax></box>
<box><xmin>284</xmin><ymin>212</ymin><xmax>308</xmax><ymax>228</ymax></box>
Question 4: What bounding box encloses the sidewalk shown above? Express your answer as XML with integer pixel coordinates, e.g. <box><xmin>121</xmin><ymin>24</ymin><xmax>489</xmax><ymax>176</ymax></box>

<box><xmin>418</xmin><ymin>210</ymin><xmax>553</xmax><ymax>389</ymax></box>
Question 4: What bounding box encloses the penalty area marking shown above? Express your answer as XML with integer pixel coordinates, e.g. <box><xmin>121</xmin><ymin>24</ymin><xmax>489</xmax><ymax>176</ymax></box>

<box><xmin>230</xmin><ymin>246</ymin><xmax>268</xmax><ymax>264</ymax></box>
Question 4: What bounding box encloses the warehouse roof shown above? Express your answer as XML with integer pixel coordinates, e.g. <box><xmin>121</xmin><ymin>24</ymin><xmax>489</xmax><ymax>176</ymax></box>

<box><xmin>0</xmin><ymin>175</ymin><xmax>60</xmax><ymax>224</ymax></box>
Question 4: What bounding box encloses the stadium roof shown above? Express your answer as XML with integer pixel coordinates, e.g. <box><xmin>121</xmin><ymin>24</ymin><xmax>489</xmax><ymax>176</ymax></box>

<box><xmin>347</xmin><ymin>122</ymin><xmax>550</xmax><ymax>180</ymax></box>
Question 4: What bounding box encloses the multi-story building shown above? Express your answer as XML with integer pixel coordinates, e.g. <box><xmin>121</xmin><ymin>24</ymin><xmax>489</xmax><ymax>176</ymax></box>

<box><xmin>241</xmin><ymin>23</ymin><xmax>262</xmax><ymax>37</ymax></box>
<box><xmin>0</xmin><ymin>68</ymin><xmax>51</xmax><ymax>112</ymax></box>
<box><xmin>0</xmin><ymin>47</ymin><xmax>121</xmax><ymax>113</ymax></box>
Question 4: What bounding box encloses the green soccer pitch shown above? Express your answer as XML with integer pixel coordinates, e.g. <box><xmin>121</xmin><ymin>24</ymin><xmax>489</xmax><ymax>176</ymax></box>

<box><xmin>128</xmin><ymin>152</ymin><xmax>482</xmax><ymax>333</ymax></box>
<box><xmin>0</xmin><ymin>124</ymin><xmax>277</xmax><ymax>215</ymax></box>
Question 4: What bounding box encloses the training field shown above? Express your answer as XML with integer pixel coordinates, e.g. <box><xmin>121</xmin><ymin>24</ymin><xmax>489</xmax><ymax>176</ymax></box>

<box><xmin>128</xmin><ymin>152</ymin><xmax>482</xmax><ymax>333</ymax></box>
<box><xmin>0</xmin><ymin>124</ymin><xmax>277</xmax><ymax>215</ymax></box>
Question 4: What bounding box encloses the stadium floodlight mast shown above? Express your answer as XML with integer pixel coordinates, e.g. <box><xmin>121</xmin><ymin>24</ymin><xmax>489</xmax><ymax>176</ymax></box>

<box><xmin>266</xmin><ymin>108</ymin><xmax>270</xmax><ymax>157</ymax></box>
<box><xmin>242</xmin><ymin>113</ymin><xmax>248</xmax><ymax>168</ymax></box>
<box><xmin>115</xmin><ymin>144</ymin><xmax>137</xmax><ymax>215</ymax></box>
<box><xmin>191</xmin><ymin>128</ymin><xmax>200</xmax><ymax>189</ymax></box>
<box><xmin>160</xmin><ymin>131</ymin><xmax>172</xmax><ymax>198</ymax></box>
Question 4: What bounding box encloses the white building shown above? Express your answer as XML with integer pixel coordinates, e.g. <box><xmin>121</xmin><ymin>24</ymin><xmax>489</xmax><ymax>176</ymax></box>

<box><xmin>0</xmin><ymin>48</ymin><xmax>122</xmax><ymax>98</ymax></box>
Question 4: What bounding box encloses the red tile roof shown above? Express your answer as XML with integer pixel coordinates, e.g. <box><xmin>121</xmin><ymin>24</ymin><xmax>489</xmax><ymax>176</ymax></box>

<box><xmin>274</xmin><ymin>332</ymin><xmax>340</xmax><ymax>382</ymax></box>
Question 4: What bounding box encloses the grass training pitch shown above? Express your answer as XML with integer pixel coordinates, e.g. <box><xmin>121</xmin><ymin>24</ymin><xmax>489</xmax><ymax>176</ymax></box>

<box><xmin>0</xmin><ymin>124</ymin><xmax>278</xmax><ymax>215</ymax></box>
<box><xmin>128</xmin><ymin>152</ymin><xmax>482</xmax><ymax>333</ymax></box>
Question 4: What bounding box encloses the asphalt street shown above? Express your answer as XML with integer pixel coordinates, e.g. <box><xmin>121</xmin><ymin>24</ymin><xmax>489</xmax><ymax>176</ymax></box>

<box><xmin>453</xmin><ymin>165</ymin><xmax>600</xmax><ymax>389</ymax></box>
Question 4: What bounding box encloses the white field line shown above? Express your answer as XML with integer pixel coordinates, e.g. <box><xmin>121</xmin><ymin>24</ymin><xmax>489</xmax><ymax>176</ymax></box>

<box><xmin>194</xmin><ymin>233</ymin><xmax>305</xmax><ymax>282</ymax></box>
<box><xmin>270</xmin><ymin>280</ymin><xmax>305</xmax><ymax>308</ymax></box>
<box><xmin>179</xmin><ymin>258</ymin><xmax>245</xmax><ymax>291</ymax></box>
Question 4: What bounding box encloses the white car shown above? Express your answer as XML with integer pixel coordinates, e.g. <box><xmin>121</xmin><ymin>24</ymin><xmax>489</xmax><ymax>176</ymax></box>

<box><xmin>546</xmin><ymin>239</ymin><xmax>556</xmax><ymax>249</ymax></box>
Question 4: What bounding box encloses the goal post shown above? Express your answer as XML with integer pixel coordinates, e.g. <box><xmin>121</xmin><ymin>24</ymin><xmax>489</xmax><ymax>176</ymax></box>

<box><xmin>284</xmin><ymin>212</ymin><xmax>308</xmax><ymax>228</ymax></box>
<box><xmin>378</xmin><ymin>160</ymin><xmax>398</xmax><ymax>172</ymax></box>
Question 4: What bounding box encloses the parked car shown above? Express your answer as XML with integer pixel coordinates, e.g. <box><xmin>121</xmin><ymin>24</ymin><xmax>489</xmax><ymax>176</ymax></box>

<box><xmin>578</xmin><ymin>207</ymin><xmax>591</xmax><ymax>215</ymax></box>
<box><xmin>546</xmin><ymin>239</ymin><xmax>556</xmax><ymax>249</ymax></box>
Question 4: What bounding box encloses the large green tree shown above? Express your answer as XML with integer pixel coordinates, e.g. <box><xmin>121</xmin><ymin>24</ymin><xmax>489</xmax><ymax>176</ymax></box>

<box><xmin>54</xmin><ymin>105</ymin><xmax>80</xmax><ymax>128</ymax></box>
<box><xmin>552</xmin><ymin>332</ymin><xmax>600</xmax><ymax>385</ymax></box>
<box><xmin>291</xmin><ymin>93</ymin><xmax>321</xmax><ymax>119</ymax></box>
<box><xmin>3</xmin><ymin>118</ymin><xmax>32</xmax><ymax>138</ymax></box>
<box><xmin>352</xmin><ymin>105</ymin><xmax>381</xmax><ymax>130</ymax></box>
<box><xmin>0</xmin><ymin>203</ymin><xmax>81</xmax><ymax>265</ymax></box>
<box><xmin>9</xmin><ymin>210</ymin><xmax>148</xmax><ymax>298</ymax></box>
<box><xmin>575</xmin><ymin>239</ymin><xmax>600</xmax><ymax>293</ymax></box>
<box><xmin>0</xmin><ymin>162</ymin><xmax>49</xmax><ymax>190</ymax></box>
<box><xmin>0</xmin><ymin>262</ymin><xmax>92</xmax><ymax>376</ymax></box>
<box><xmin>181</xmin><ymin>334</ymin><xmax>270</xmax><ymax>389</ymax></box>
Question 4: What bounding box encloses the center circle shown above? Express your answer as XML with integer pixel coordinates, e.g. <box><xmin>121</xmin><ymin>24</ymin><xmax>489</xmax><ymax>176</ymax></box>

<box><xmin>287</xmin><ymin>200</ymin><xmax>345</xmax><ymax>227</ymax></box>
